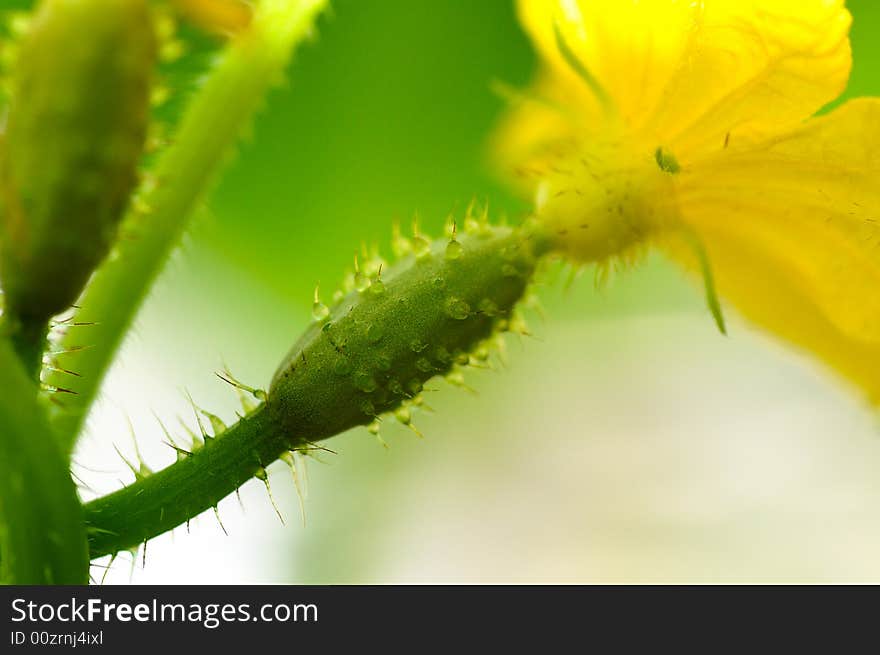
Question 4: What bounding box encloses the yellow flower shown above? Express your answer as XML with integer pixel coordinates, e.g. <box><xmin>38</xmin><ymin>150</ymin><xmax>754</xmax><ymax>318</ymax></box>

<box><xmin>494</xmin><ymin>0</ymin><xmax>880</xmax><ymax>403</ymax></box>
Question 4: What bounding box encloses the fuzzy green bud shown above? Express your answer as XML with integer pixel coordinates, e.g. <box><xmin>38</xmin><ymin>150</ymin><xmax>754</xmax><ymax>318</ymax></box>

<box><xmin>0</xmin><ymin>0</ymin><xmax>156</xmax><ymax>323</ymax></box>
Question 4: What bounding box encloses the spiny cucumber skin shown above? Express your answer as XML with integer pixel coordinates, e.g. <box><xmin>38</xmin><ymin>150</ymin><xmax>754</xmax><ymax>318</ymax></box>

<box><xmin>268</xmin><ymin>225</ymin><xmax>540</xmax><ymax>439</ymax></box>
<box><xmin>0</xmin><ymin>0</ymin><xmax>156</xmax><ymax>322</ymax></box>
<box><xmin>84</xmin><ymin>225</ymin><xmax>545</xmax><ymax>558</ymax></box>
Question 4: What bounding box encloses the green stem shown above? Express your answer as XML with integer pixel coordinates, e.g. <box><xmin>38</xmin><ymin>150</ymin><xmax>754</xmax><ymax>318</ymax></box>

<box><xmin>84</xmin><ymin>403</ymin><xmax>290</xmax><ymax>559</ymax></box>
<box><xmin>3</xmin><ymin>316</ymin><xmax>47</xmax><ymax>382</ymax></box>
<box><xmin>0</xmin><ymin>340</ymin><xmax>89</xmax><ymax>584</ymax></box>
<box><xmin>45</xmin><ymin>0</ymin><xmax>328</xmax><ymax>454</ymax></box>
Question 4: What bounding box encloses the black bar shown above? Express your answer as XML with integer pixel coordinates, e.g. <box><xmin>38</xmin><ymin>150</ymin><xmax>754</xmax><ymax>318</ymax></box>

<box><xmin>0</xmin><ymin>585</ymin><xmax>870</xmax><ymax>648</ymax></box>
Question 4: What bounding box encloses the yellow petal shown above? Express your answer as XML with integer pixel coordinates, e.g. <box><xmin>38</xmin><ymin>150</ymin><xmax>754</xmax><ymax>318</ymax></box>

<box><xmin>512</xmin><ymin>0</ymin><xmax>851</xmax><ymax>160</ymax></box>
<box><xmin>655</xmin><ymin>0</ymin><xmax>852</xmax><ymax>159</ymax></box>
<box><xmin>665</xmin><ymin>98</ymin><xmax>880</xmax><ymax>399</ymax></box>
<box><xmin>172</xmin><ymin>0</ymin><xmax>252</xmax><ymax>35</ymax></box>
<box><xmin>516</xmin><ymin>0</ymin><xmax>701</xmax><ymax>129</ymax></box>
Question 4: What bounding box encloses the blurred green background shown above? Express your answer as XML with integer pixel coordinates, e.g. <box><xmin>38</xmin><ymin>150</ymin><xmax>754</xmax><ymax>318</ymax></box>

<box><xmin>81</xmin><ymin>0</ymin><xmax>880</xmax><ymax>583</ymax></box>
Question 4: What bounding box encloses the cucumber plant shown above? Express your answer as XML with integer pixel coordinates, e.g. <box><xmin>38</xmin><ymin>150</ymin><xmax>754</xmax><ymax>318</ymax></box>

<box><xmin>0</xmin><ymin>0</ymin><xmax>562</xmax><ymax>584</ymax></box>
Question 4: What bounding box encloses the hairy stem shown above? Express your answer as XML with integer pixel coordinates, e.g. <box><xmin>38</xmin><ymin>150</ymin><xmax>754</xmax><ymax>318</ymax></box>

<box><xmin>85</xmin><ymin>403</ymin><xmax>290</xmax><ymax>559</ymax></box>
<box><xmin>45</xmin><ymin>0</ymin><xmax>328</xmax><ymax>454</ymax></box>
<box><xmin>0</xmin><ymin>341</ymin><xmax>89</xmax><ymax>584</ymax></box>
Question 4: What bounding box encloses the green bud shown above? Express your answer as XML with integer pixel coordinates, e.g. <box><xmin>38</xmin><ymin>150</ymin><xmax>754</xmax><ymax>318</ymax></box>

<box><xmin>268</xmin><ymin>225</ymin><xmax>545</xmax><ymax>439</ymax></box>
<box><xmin>0</xmin><ymin>0</ymin><xmax>156</xmax><ymax>322</ymax></box>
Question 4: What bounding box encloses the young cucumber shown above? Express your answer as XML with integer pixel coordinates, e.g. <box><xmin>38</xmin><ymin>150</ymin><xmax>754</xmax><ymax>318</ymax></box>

<box><xmin>269</xmin><ymin>224</ymin><xmax>546</xmax><ymax>439</ymax></box>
